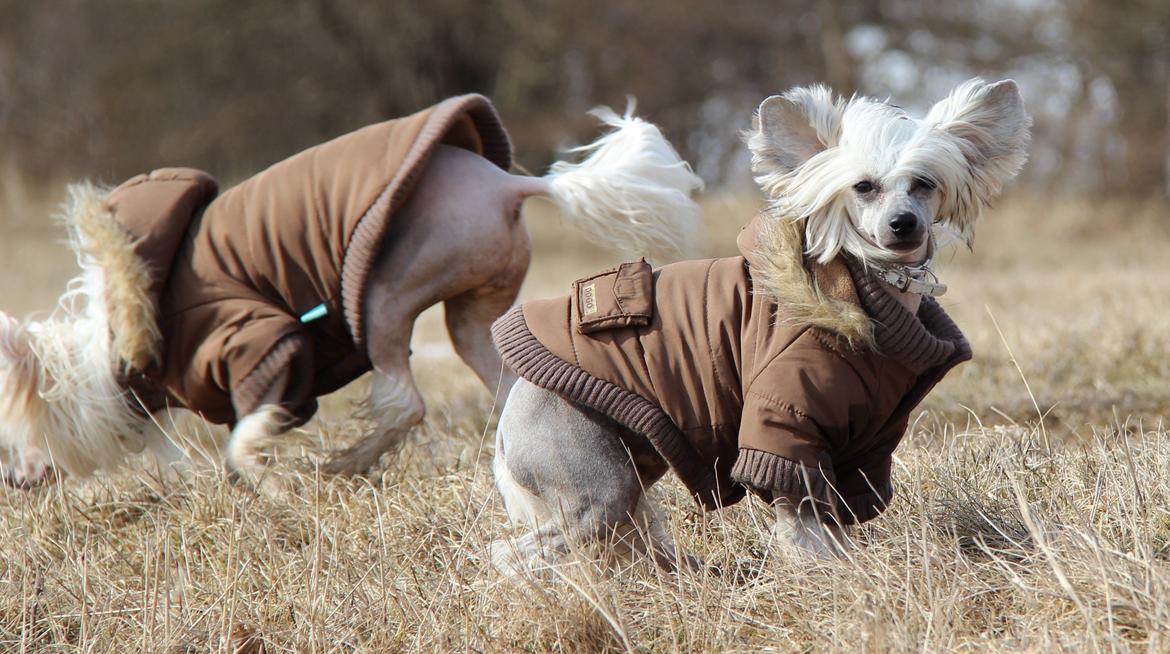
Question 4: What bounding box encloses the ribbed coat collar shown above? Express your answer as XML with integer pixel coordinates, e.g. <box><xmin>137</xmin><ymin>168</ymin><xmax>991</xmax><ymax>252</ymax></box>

<box><xmin>841</xmin><ymin>256</ymin><xmax>972</xmax><ymax>373</ymax></box>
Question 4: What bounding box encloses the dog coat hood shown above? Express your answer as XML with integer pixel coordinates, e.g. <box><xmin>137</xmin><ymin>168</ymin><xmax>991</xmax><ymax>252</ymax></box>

<box><xmin>492</xmin><ymin>213</ymin><xmax>971</xmax><ymax>523</ymax></box>
<box><xmin>76</xmin><ymin>94</ymin><xmax>511</xmax><ymax>424</ymax></box>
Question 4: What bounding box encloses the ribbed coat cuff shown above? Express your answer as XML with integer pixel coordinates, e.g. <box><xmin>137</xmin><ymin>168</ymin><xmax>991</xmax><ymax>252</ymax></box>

<box><xmin>730</xmin><ymin>448</ymin><xmax>894</xmax><ymax>525</ymax></box>
<box><xmin>233</xmin><ymin>332</ymin><xmax>315</xmax><ymax>427</ymax></box>
<box><xmin>730</xmin><ymin>448</ymin><xmax>835</xmax><ymax>503</ymax></box>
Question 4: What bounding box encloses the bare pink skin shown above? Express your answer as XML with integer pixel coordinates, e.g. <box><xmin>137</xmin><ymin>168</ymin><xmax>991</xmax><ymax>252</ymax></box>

<box><xmin>323</xmin><ymin>146</ymin><xmax>547</xmax><ymax>474</ymax></box>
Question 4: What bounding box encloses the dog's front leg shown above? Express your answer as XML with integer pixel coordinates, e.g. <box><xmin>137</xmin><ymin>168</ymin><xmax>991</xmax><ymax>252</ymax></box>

<box><xmin>770</xmin><ymin>500</ymin><xmax>848</xmax><ymax>559</ymax></box>
<box><xmin>225</xmin><ymin>362</ymin><xmax>307</xmax><ymax>497</ymax></box>
<box><xmin>225</xmin><ymin>405</ymin><xmax>299</xmax><ymax>496</ymax></box>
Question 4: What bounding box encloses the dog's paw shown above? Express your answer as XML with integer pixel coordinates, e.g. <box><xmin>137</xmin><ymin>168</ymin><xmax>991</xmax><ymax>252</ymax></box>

<box><xmin>1</xmin><ymin>449</ymin><xmax>57</xmax><ymax>490</ymax></box>
<box><xmin>483</xmin><ymin>537</ymin><xmax>575</xmax><ymax>581</ymax></box>
<box><xmin>253</xmin><ymin>473</ymin><xmax>299</xmax><ymax>503</ymax></box>
<box><xmin>225</xmin><ymin>459</ymin><xmax>300</xmax><ymax>503</ymax></box>
<box><xmin>770</xmin><ymin>513</ymin><xmax>850</xmax><ymax>561</ymax></box>
<box><xmin>484</xmin><ymin>539</ymin><xmax>535</xmax><ymax>579</ymax></box>
<box><xmin>320</xmin><ymin>453</ymin><xmax>379</xmax><ymax>478</ymax></box>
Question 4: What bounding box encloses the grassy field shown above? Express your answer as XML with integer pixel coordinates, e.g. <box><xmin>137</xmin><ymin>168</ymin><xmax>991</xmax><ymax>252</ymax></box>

<box><xmin>2</xmin><ymin>184</ymin><xmax>1170</xmax><ymax>652</ymax></box>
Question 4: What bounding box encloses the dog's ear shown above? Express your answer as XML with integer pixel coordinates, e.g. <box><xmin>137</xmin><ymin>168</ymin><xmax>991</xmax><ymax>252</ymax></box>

<box><xmin>746</xmin><ymin>86</ymin><xmax>844</xmax><ymax>187</ymax></box>
<box><xmin>926</xmin><ymin>79</ymin><xmax>1032</xmax><ymax>234</ymax></box>
<box><xmin>927</xmin><ymin>78</ymin><xmax>1031</xmax><ymax>178</ymax></box>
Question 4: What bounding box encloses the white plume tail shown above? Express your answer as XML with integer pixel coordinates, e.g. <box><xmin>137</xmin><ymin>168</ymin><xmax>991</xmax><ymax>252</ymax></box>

<box><xmin>544</xmin><ymin>105</ymin><xmax>703</xmax><ymax>263</ymax></box>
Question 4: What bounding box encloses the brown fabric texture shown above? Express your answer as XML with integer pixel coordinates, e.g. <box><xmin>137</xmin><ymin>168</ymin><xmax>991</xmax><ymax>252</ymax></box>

<box><xmin>106</xmin><ymin>168</ymin><xmax>221</xmax><ymax>310</ymax></box>
<box><xmin>493</xmin><ymin>212</ymin><xmax>971</xmax><ymax>523</ymax></box>
<box><xmin>104</xmin><ymin>95</ymin><xmax>511</xmax><ymax>424</ymax></box>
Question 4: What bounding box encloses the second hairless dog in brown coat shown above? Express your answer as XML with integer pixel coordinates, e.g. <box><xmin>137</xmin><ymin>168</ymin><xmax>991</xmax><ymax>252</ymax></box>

<box><xmin>0</xmin><ymin>95</ymin><xmax>702</xmax><ymax>490</ymax></box>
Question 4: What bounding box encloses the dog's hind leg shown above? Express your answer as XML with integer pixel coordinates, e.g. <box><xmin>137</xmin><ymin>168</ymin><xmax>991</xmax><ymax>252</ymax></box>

<box><xmin>444</xmin><ymin>265</ymin><xmax>527</xmax><ymax>410</ymax></box>
<box><xmin>328</xmin><ymin>148</ymin><xmax>535</xmax><ymax>474</ymax></box>
<box><xmin>488</xmin><ymin>378</ymin><xmax>687</xmax><ymax>576</ymax></box>
<box><xmin>324</xmin><ymin>369</ymin><xmax>423</xmax><ymax>476</ymax></box>
<box><xmin>323</xmin><ymin>327</ymin><xmax>424</xmax><ymax>476</ymax></box>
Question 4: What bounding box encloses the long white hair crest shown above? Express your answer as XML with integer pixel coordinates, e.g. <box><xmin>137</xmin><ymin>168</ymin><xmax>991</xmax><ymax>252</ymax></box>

<box><xmin>746</xmin><ymin>78</ymin><xmax>1031</xmax><ymax>264</ymax></box>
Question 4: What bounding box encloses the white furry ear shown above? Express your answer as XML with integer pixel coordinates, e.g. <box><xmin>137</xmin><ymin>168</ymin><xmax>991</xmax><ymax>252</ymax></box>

<box><xmin>746</xmin><ymin>86</ymin><xmax>844</xmax><ymax>192</ymax></box>
<box><xmin>926</xmin><ymin>78</ymin><xmax>1032</xmax><ymax>234</ymax></box>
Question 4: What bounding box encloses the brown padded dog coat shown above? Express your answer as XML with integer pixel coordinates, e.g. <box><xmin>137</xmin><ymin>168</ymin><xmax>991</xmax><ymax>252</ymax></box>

<box><xmin>99</xmin><ymin>94</ymin><xmax>511</xmax><ymax>427</ymax></box>
<box><xmin>493</xmin><ymin>215</ymin><xmax>971</xmax><ymax>523</ymax></box>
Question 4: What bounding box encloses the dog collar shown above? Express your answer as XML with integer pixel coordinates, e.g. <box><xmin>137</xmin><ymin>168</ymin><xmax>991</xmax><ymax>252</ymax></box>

<box><xmin>875</xmin><ymin>264</ymin><xmax>947</xmax><ymax>297</ymax></box>
<box><xmin>873</xmin><ymin>236</ymin><xmax>947</xmax><ymax>297</ymax></box>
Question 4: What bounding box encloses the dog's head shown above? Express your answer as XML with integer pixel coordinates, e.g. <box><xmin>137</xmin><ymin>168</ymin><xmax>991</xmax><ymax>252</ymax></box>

<box><xmin>746</xmin><ymin>78</ymin><xmax>1031</xmax><ymax>264</ymax></box>
<box><xmin>0</xmin><ymin>310</ymin><xmax>146</xmax><ymax>478</ymax></box>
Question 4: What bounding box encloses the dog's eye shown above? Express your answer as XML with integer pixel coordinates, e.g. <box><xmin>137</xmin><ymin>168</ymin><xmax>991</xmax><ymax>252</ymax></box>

<box><xmin>912</xmin><ymin>177</ymin><xmax>937</xmax><ymax>191</ymax></box>
<box><xmin>852</xmin><ymin>181</ymin><xmax>875</xmax><ymax>194</ymax></box>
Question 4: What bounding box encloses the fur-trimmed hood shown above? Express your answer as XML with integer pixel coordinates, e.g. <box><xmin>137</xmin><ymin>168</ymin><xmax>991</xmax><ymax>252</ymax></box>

<box><xmin>61</xmin><ymin>183</ymin><xmax>159</xmax><ymax>372</ymax></box>
<box><xmin>61</xmin><ymin>169</ymin><xmax>220</xmax><ymax>374</ymax></box>
<box><xmin>735</xmin><ymin>211</ymin><xmax>873</xmax><ymax>348</ymax></box>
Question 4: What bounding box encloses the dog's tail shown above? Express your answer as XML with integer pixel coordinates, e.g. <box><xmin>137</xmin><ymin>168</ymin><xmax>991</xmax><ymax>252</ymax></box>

<box><xmin>527</xmin><ymin>104</ymin><xmax>704</xmax><ymax>263</ymax></box>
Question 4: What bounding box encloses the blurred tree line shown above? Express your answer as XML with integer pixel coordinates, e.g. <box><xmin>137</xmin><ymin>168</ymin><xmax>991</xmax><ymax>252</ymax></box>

<box><xmin>0</xmin><ymin>0</ymin><xmax>1167</xmax><ymax>196</ymax></box>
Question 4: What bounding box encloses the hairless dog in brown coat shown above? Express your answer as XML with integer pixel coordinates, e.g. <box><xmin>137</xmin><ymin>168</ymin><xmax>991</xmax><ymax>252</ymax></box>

<box><xmin>0</xmin><ymin>95</ymin><xmax>702</xmax><ymax>490</ymax></box>
<box><xmin>489</xmin><ymin>79</ymin><xmax>1030</xmax><ymax>568</ymax></box>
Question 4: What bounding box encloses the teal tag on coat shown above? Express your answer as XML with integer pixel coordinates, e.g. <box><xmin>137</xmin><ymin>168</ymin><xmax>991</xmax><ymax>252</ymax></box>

<box><xmin>300</xmin><ymin>303</ymin><xmax>328</xmax><ymax>323</ymax></box>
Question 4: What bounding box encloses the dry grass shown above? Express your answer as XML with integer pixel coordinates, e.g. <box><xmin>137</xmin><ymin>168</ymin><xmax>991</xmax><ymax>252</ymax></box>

<box><xmin>2</xmin><ymin>182</ymin><xmax>1170</xmax><ymax>652</ymax></box>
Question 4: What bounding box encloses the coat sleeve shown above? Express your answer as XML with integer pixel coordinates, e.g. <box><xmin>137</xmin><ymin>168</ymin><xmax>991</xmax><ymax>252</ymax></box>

<box><xmin>729</xmin><ymin>330</ymin><xmax>873</xmax><ymax>510</ymax></box>
<box><xmin>179</xmin><ymin>300</ymin><xmax>319</xmax><ymax>426</ymax></box>
<box><xmin>834</xmin><ymin>454</ymin><xmax>894</xmax><ymax>524</ymax></box>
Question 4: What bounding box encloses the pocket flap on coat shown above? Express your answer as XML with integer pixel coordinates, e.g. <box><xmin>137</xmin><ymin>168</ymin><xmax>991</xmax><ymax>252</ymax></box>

<box><xmin>573</xmin><ymin>259</ymin><xmax>654</xmax><ymax>334</ymax></box>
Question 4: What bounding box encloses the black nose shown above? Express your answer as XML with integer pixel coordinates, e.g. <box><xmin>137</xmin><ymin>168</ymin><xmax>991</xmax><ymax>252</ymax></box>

<box><xmin>889</xmin><ymin>212</ymin><xmax>918</xmax><ymax>236</ymax></box>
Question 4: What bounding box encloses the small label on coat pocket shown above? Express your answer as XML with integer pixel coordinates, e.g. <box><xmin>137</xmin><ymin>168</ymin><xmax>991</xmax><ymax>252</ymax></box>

<box><xmin>572</xmin><ymin>259</ymin><xmax>654</xmax><ymax>335</ymax></box>
<box><xmin>581</xmin><ymin>283</ymin><xmax>598</xmax><ymax>315</ymax></box>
